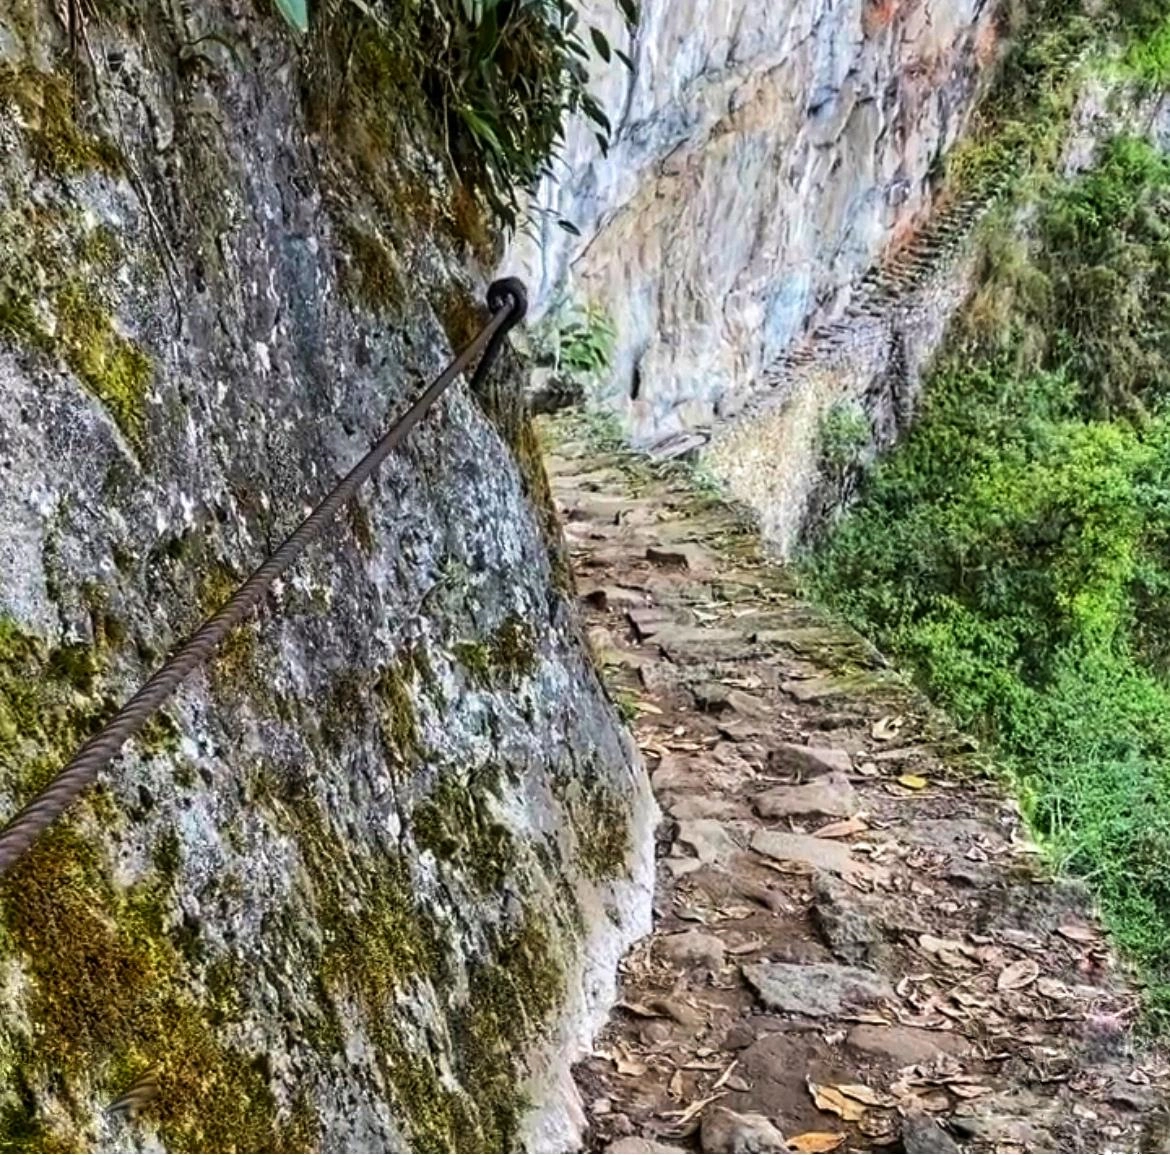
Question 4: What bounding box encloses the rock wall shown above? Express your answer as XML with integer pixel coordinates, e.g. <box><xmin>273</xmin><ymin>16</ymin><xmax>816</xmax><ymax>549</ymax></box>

<box><xmin>505</xmin><ymin>0</ymin><xmax>1000</xmax><ymax>451</ymax></box>
<box><xmin>0</xmin><ymin>2</ymin><xmax>654</xmax><ymax>1151</ymax></box>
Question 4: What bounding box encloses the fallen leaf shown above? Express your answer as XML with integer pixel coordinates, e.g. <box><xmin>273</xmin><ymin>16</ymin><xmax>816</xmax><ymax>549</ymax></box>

<box><xmin>618</xmin><ymin>1001</ymin><xmax>664</xmax><ymax>1019</ymax></box>
<box><xmin>727</xmin><ymin>936</ymin><xmax>767</xmax><ymax>956</ymax></box>
<box><xmin>859</xmin><ymin>1112</ymin><xmax>898</xmax><ymax>1143</ymax></box>
<box><xmin>814</xmin><ymin>816</ymin><xmax>869</xmax><ymax>839</ymax></box>
<box><xmin>668</xmin><ymin>1068</ymin><xmax>685</xmax><ymax>1100</ymax></box>
<box><xmin>616</xmin><ymin>1055</ymin><xmax>647</xmax><ymax>1077</ymax></box>
<box><xmin>919</xmin><ymin>933</ymin><xmax>966</xmax><ymax>955</ymax></box>
<box><xmin>1037</xmin><ymin>977</ymin><xmax>1071</xmax><ymax>1000</ymax></box>
<box><xmin>661</xmin><ymin>1090</ymin><xmax>727</xmax><ymax>1126</ymax></box>
<box><xmin>809</xmin><ymin>1081</ymin><xmax>866</xmax><ymax>1122</ymax></box>
<box><xmin>997</xmin><ymin>958</ymin><xmax>1040</xmax><ymax>991</ymax></box>
<box><xmin>898</xmin><ymin>774</ymin><xmax>929</xmax><ymax>790</ymax></box>
<box><xmin>787</xmin><ymin>1132</ymin><xmax>845</xmax><ymax>1153</ymax></box>
<box><xmin>858</xmin><ymin>761</ymin><xmax>880</xmax><ymax>777</ymax></box>
<box><xmin>712</xmin><ymin>1059</ymin><xmax>739</xmax><ymax>1090</ymax></box>
<box><xmin>872</xmin><ymin>716</ymin><xmax>904</xmax><ymax>741</ymax></box>
<box><xmin>681</xmin><ymin>1059</ymin><xmax>726</xmax><ymax>1071</ymax></box>
<box><xmin>635</xmin><ymin>699</ymin><xmax>664</xmax><ymax>715</ymax></box>
<box><xmin>836</xmin><ymin>1084</ymin><xmax>895</xmax><ymax>1107</ymax></box>
<box><xmin>949</xmin><ymin>1084</ymin><xmax>993</xmax><ymax>1099</ymax></box>
<box><xmin>1058</xmin><ymin>924</ymin><xmax>1098</xmax><ymax>943</ymax></box>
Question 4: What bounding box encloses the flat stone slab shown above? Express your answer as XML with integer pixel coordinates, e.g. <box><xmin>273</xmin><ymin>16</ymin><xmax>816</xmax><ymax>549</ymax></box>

<box><xmin>676</xmin><ymin>818</ymin><xmax>743</xmax><ymax>866</ymax></box>
<box><xmin>846</xmin><ymin>1023</ymin><xmax>969</xmax><ymax>1066</ymax></box>
<box><xmin>768</xmin><ymin>742</ymin><xmax>853</xmax><ymax>776</ymax></box>
<box><xmin>755</xmin><ymin>772</ymin><xmax>858</xmax><ymax>819</ymax></box>
<box><xmin>743</xmin><ymin>961</ymin><xmax>894</xmax><ymax>1017</ymax></box>
<box><xmin>655</xmin><ymin>624</ymin><xmax>755</xmax><ymax>663</ymax></box>
<box><xmin>750</xmin><ymin>828</ymin><xmax>876</xmax><ymax>879</ymax></box>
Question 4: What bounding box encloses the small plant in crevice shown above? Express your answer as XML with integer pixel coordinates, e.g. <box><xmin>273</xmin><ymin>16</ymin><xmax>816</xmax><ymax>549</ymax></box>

<box><xmin>526</xmin><ymin>297</ymin><xmax>617</xmax><ymax>412</ymax></box>
<box><xmin>818</xmin><ymin>401</ymin><xmax>870</xmax><ymax>483</ymax></box>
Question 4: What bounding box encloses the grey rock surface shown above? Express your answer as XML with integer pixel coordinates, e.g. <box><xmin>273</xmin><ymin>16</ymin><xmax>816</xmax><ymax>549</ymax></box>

<box><xmin>0</xmin><ymin>3</ymin><xmax>654</xmax><ymax>1151</ymax></box>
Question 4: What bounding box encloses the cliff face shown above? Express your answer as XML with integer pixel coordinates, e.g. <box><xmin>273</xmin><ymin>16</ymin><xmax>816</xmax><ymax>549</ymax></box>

<box><xmin>506</xmin><ymin>0</ymin><xmax>999</xmax><ymax>455</ymax></box>
<box><xmin>0</xmin><ymin>2</ymin><xmax>653</xmax><ymax>1151</ymax></box>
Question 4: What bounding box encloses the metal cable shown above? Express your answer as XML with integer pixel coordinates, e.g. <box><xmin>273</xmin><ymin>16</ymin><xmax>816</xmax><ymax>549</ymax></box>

<box><xmin>0</xmin><ymin>277</ymin><xmax>528</xmax><ymax>875</ymax></box>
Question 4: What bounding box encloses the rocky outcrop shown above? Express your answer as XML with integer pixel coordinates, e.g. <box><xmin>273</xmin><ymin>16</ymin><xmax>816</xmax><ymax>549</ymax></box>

<box><xmin>0</xmin><ymin>3</ymin><xmax>654</xmax><ymax>1151</ymax></box>
<box><xmin>506</xmin><ymin>0</ymin><xmax>999</xmax><ymax>450</ymax></box>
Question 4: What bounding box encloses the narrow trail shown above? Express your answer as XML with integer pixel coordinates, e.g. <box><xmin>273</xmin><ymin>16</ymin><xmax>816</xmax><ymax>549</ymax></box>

<box><xmin>544</xmin><ymin>423</ymin><xmax>1169</xmax><ymax>1154</ymax></box>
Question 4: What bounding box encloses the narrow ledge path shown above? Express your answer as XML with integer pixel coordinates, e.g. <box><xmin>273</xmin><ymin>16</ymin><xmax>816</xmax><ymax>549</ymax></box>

<box><xmin>544</xmin><ymin>421</ymin><xmax>1169</xmax><ymax>1155</ymax></box>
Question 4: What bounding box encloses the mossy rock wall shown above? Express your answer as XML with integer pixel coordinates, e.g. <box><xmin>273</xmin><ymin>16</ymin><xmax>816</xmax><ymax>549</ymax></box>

<box><xmin>0</xmin><ymin>2</ymin><xmax>654</xmax><ymax>1150</ymax></box>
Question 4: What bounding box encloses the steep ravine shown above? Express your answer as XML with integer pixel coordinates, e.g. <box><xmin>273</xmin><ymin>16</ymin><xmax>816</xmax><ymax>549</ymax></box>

<box><xmin>0</xmin><ymin>2</ymin><xmax>654</xmax><ymax>1151</ymax></box>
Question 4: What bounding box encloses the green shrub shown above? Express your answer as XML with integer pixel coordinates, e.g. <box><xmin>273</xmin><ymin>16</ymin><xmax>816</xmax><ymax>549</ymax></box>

<box><xmin>806</xmin><ymin>138</ymin><xmax>1170</xmax><ymax>1027</ymax></box>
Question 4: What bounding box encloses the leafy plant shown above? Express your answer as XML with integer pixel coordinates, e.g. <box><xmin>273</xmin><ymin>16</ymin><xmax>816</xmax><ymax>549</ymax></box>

<box><xmin>806</xmin><ymin>136</ymin><xmax>1170</xmax><ymax>1028</ymax></box>
<box><xmin>818</xmin><ymin>402</ymin><xmax>870</xmax><ymax>478</ymax></box>
<box><xmin>532</xmin><ymin>298</ymin><xmax>616</xmax><ymax>381</ymax></box>
<box><xmin>277</xmin><ymin>0</ymin><xmax>639</xmax><ymax>231</ymax></box>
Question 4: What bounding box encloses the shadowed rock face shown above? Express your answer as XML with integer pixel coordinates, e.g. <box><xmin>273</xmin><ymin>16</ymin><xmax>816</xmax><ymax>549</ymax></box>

<box><xmin>506</xmin><ymin>0</ymin><xmax>998</xmax><ymax>446</ymax></box>
<box><xmin>0</xmin><ymin>3</ymin><xmax>653</xmax><ymax>1151</ymax></box>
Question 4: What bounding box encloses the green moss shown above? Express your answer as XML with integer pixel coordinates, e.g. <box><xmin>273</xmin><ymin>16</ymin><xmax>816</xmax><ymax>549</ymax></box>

<box><xmin>411</xmin><ymin>773</ymin><xmax>516</xmax><ymax>894</ymax></box>
<box><xmin>151</xmin><ymin>828</ymin><xmax>182</xmax><ymax>885</ymax></box>
<box><xmin>455</xmin><ymin>615</ymin><xmax>539</xmax><ymax>689</ymax></box>
<box><xmin>375</xmin><ymin>662</ymin><xmax>422</xmax><ymax>766</ymax></box>
<box><xmin>0</xmin><ymin>826</ymin><xmax>316</xmax><ymax>1152</ymax></box>
<box><xmin>0</xmin><ymin>618</ymin><xmax>108</xmax><ymax>800</ymax></box>
<box><xmin>0</xmin><ymin>64</ymin><xmax>122</xmax><ymax>175</ymax></box>
<box><xmin>337</xmin><ymin>223</ymin><xmax>405</xmax><ymax>313</ymax></box>
<box><xmin>449</xmin><ymin>914</ymin><xmax>565</xmax><ymax>1150</ymax></box>
<box><xmin>564</xmin><ymin>777</ymin><xmax>631</xmax><ymax>884</ymax></box>
<box><xmin>54</xmin><ymin>281</ymin><xmax>152</xmax><ymax>450</ymax></box>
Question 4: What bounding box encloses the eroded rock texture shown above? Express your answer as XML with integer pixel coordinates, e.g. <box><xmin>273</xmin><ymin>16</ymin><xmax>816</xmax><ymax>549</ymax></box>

<box><xmin>0</xmin><ymin>2</ymin><xmax>653</xmax><ymax>1150</ymax></box>
<box><xmin>507</xmin><ymin>0</ymin><xmax>998</xmax><ymax>447</ymax></box>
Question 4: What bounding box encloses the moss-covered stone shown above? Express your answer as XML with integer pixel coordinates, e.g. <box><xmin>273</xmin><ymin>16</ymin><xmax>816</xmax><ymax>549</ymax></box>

<box><xmin>0</xmin><ymin>824</ymin><xmax>317</xmax><ymax>1152</ymax></box>
<box><xmin>54</xmin><ymin>281</ymin><xmax>152</xmax><ymax>448</ymax></box>
<box><xmin>337</xmin><ymin>222</ymin><xmax>406</xmax><ymax>314</ymax></box>
<box><xmin>411</xmin><ymin>773</ymin><xmax>516</xmax><ymax>894</ymax></box>
<box><xmin>449</xmin><ymin>914</ymin><xmax>565</xmax><ymax>1151</ymax></box>
<box><xmin>454</xmin><ymin>614</ymin><xmax>539</xmax><ymax>689</ymax></box>
<box><xmin>375</xmin><ymin>661</ymin><xmax>422</xmax><ymax>766</ymax></box>
<box><xmin>0</xmin><ymin>64</ymin><xmax>122</xmax><ymax>176</ymax></box>
<box><xmin>0</xmin><ymin>618</ymin><xmax>109</xmax><ymax>800</ymax></box>
<box><xmin>555</xmin><ymin>771</ymin><xmax>632</xmax><ymax>884</ymax></box>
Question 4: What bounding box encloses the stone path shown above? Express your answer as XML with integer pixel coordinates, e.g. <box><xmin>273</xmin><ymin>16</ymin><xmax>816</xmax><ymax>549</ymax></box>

<box><xmin>544</xmin><ymin>423</ymin><xmax>1169</xmax><ymax>1154</ymax></box>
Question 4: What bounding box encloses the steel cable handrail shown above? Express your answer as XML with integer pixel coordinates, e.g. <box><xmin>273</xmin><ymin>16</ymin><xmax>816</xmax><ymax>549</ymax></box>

<box><xmin>0</xmin><ymin>277</ymin><xmax>528</xmax><ymax>875</ymax></box>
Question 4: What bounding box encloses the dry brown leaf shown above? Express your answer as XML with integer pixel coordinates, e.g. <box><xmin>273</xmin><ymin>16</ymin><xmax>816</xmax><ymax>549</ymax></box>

<box><xmin>661</xmin><ymin>1090</ymin><xmax>727</xmax><ymax>1126</ymax></box>
<box><xmin>787</xmin><ymin>1133</ymin><xmax>845</xmax><ymax>1153</ymax></box>
<box><xmin>1057</xmin><ymin>924</ymin><xmax>1098</xmax><ymax>943</ymax></box>
<box><xmin>712</xmin><ymin>1060</ymin><xmax>739</xmax><ymax>1090</ymax></box>
<box><xmin>618</xmin><ymin>1000</ymin><xmax>664</xmax><ymax>1019</ymax></box>
<box><xmin>836</xmin><ymin>1084</ymin><xmax>895</xmax><ymax>1107</ymax></box>
<box><xmin>727</xmin><ymin>936</ymin><xmax>767</xmax><ymax>956</ymax></box>
<box><xmin>809</xmin><ymin>1082</ymin><xmax>866</xmax><ymax>1122</ymax></box>
<box><xmin>898</xmin><ymin>774</ymin><xmax>929</xmax><ymax>790</ymax></box>
<box><xmin>814</xmin><ymin>817</ymin><xmax>869</xmax><ymax>839</ymax></box>
<box><xmin>682</xmin><ymin>1059</ymin><xmax>726</xmax><ymax>1071</ymax></box>
<box><xmin>668</xmin><ymin>1068</ymin><xmax>685</xmax><ymax>1100</ymax></box>
<box><xmin>872</xmin><ymin>715</ymin><xmax>904</xmax><ymax>741</ymax></box>
<box><xmin>1037</xmin><ymin>977</ymin><xmax>1071</xmax><ymax>1000</ymax></box>
<box><xmin>615</xmin><ymin>1052</ymin><xmax>648</xmax><ymax>1077</ymax></box>
<box><xmin>635</xmin><ymin>700</ymin><xmax>664</xmax><ymax>715</ymax></box>
<box><xmin>997</xmin><ymin>958</ymin><xmax>1040</xmax><ymax>991</ymax></box>
<box><xmin>948</xmin><ymin>1084</ymin><xmax>993</xmax><ymax>1099</ymax></box>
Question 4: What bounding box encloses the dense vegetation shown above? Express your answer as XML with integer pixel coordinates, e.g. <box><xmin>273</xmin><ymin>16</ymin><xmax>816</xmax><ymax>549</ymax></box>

<box><xmin>288</xmin><ymin>0</ymin><xmax>633</xmax><ymax>231</ymax></box>
<box><xmin>808</xmin><ymin>126</ymin><xmax>1170</xmax><ymax>1022</ymax></box>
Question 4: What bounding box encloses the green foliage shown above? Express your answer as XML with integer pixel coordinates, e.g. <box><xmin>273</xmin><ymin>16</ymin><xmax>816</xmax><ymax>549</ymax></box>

<box><xmin>806</xmin><ymin>138</ymin><xmax>1170</xmax><ymax>1027</ymax></box>
<box><xmin>300</xmin><ymin>0</ymin><xmax>637</xmax><ymax>232</ymax></box>
<box><xmin>818</xmin><ymin>402</ymin><xmax>870</xmax><ymax>477</ymax></box>
<box><xmin>532</xmin><ymin>298</ymin><xmax>616</xmax><ymax>382</ymax></box>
